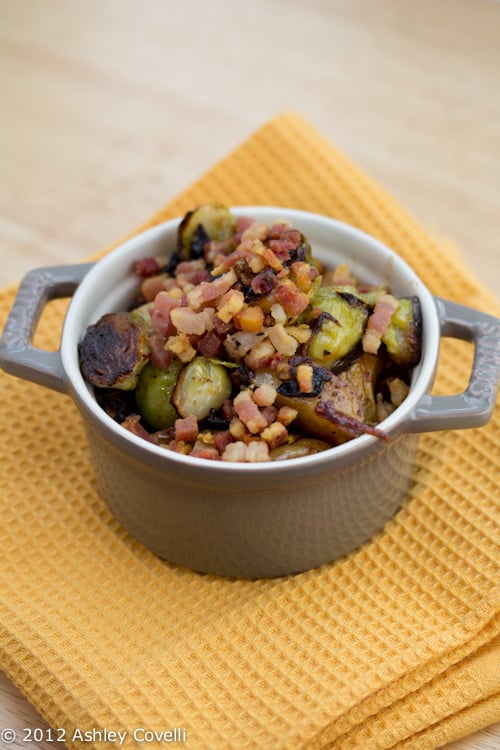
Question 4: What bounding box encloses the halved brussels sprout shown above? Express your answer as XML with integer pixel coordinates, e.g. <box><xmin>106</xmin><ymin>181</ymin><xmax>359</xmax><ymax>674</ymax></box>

<box><xmin>177</xmin><ymin>204</ymin><xmax>236</xmax><ymax>260</ymax></box>
<box><xmin>134</xmin><ymin>359</ymin><xmax>184</xmax><ymax>430</ymax></box>
<box><xmin>78</xmin><ymin>312</ymin><xmax>150</xmax><ymax>390</ymax></box>
<box><xmin>308</xmin><ymin>288</ymin><xmax>369</xmax><ymax>367</ymax></box>
<box><xmin>172</xmin><ymin>356</ymin><xmax>232</xmax><ymax>421</ymax></box>
<box><xmin>382</xmin><ymin>296</ymin><xmax>422</xmax><ymax>367</ymax></box>
<box><xmin>130</xmin><ymin>302</ymin><xmax>153</xmax><ymax>325</ymax></box>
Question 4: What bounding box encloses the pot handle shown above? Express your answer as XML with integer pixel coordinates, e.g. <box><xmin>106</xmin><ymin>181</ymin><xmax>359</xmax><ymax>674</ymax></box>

<box><xmin>0</xmin><ymin>263</ymin><xmax>93</xmax><ymax>393</ymax></box>
<box><xmin>409</xmin><ymin>296</ymin><xmax>500</xmax><ymax>432</ymax></box>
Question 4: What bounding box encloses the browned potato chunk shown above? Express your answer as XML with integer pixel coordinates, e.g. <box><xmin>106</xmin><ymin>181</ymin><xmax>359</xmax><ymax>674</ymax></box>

<box><xmin>340</xmin><ymin>353</ymin><xmax>385</xmax><ymax>424</ymax></box>
<box><xmin>276</xmin><ymin>376</ymin><xmax>387</xmax><ymax>445</ymax></box>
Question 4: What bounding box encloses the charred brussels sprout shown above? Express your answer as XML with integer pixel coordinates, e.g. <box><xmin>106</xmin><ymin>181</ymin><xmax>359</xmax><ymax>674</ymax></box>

<box><xmin>78</xmin><ymin>312</ymin><xmax>150</xmax><ymax>390</ymax></box>
<box><xmin>177</xmin><ymin>204</ymin><xmax>236</xmax><ymax>260</ymax></box>
<box><xmin>172</xmin><ymin>357</ymin><xmax>232</xmax><ymax>420</ymax></box>
<box><xmin>135</xmin><ymin>359</ymin><xmax>184</xmax><ymax>431</ymax></box>
<box><xmin>382</xmin><ymin>296</ymin><xmax>422</xmax><ymax>367</ymax></box>
<box><xmin>308</xmin><ymin>288</ymin><xmax>369</xmax><ymax>367</ymax></box>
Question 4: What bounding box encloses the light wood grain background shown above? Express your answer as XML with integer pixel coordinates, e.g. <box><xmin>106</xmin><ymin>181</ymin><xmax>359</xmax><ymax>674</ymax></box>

<box><xmin>0</xmin><ymin>0</ymin><xmax>499</xmax><ymax>748</ymax></box>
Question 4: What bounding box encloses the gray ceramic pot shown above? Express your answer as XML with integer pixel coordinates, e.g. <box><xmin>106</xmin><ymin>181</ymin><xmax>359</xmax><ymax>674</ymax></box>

<box><xmin>1</xmin><ymin>208</ymin><xmax>499</xmax><ymax>577</ymax></box>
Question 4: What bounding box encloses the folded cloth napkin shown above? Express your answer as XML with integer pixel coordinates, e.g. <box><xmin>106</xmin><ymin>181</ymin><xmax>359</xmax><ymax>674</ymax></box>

<box><xmin>0</xmin><ymin>112</ymin><xmax>498</xmax><ymax>750</ymax></box>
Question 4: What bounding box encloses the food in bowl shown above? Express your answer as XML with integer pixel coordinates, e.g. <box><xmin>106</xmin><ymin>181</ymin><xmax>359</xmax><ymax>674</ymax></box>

<box><xmin>79</xmin><ymin>204</ymin><xmax>422</xmax><ymax>462</ymax></box>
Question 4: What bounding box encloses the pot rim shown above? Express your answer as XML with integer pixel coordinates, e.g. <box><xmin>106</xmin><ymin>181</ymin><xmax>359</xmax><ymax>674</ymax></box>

<box><xmin>60</xmin><ymin>207</ymin><xmax>440</xmax><ymax>474</ymax></box>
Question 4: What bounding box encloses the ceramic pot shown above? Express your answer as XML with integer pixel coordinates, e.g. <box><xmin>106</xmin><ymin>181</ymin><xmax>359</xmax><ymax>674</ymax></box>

<box><xmin>1</xmin><ymin>208</ymin><xmax>499</xmax><ymax>577</ymax></box>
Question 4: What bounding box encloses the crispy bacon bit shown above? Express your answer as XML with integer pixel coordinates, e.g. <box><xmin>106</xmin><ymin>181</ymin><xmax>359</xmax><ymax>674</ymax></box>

<box><xmin>170</xmin><ymin>306</ymin><xmax>214</xmax><ymax>335</ymax></box>
<box><xmin>217</xmin><ymin>288</ymin><xmax>245</xmax><ymax>323</ymax></box>
<box><xmin>212</xmin><ymin>315</ymin><xmax>232</xmax><ymax>336</ymax></box>
<box><xmin>248</xmin><ymin>255</ymin><xmax>266</xmax><ymax>274</ymax></box>
<box><xmin>189</xmin><ymin>442</ymin><xmax>220</xmax><ymax>460</ymax></box>
<box><xmin>174</xmin><ymin>414</ymin><xmax>199</xmax><ymax>443</ymax></box>
<box><xmin>251</xmin><ymin>267</ymin><xmax>277</xmax><ymax>295</ymax></box>
<box><xmin>141</xmin><ymin>274</ymin><xmax>180</xmax><ymax>302</ymax></box>
<box><xmin>269</xmin><ymin>221</ymin><xmax>292</xmax><ymax>237</ymax></box>
<box><xmin>213</xmin><ymin>429</ymin><xmax>233</xmax><ymax>454</ymax></box>
<box><xmin>268</xmin><ymin>229</ymin><xmax>302</xmax><ymax>261</ymax></box>
<box><xmin>221</xmin><ymin>441</ymin><xmax>247</xmax><ymax>462</ymax></box>
<box><xmin>166</xmin><ymin>333</ymin><xmax>197</xmax><ymax>362</ymax></box>
<box><xmin>229</xmin><ymin>417</ymin><xmax>247</xmax><ymax>439</ymax></box>
<box><xmin>175</xmin><ymin>259</ymin><xmax>211</xmax><ymax>288</ymax></box>
<box><xmin>240</xmin><ymin>221</ymin><xmax>268</xmax><ymax>243</ymax></box>
<box><xmin>186</xmin><ymin>269</ymin><xmax>237</xmax><ymax>310</ymax></box>
<box><xmin>362</xmin><ymin>294</ymin><xmax>399</xmax><ymax>354</ymax></box>
<box><xmin>225</xmin><ymin>330</ymin><xmax>266</xmax><ymax>360</ymax></box>
<box><xmin>244</xmin><ymin>440</ymin><xmax>270</xmax><ymax>462</ymax></box>
<box><xmin>221</xmin><ymin>399</ymin><xmax>236</xmax><ymax>420</ymax></box>
<box><xmin>270</xmin><ymin>303</ymin><xmax>287</xmax><ymax>325</ymax></box>
<box><xmin>296</xmin><ymin>364</ymin><xmax>315</xmax><ymax>393</ymax></box>
<box><xmin>255</xmin><ymin>243</ymin><xmax>283</xmax><ymax>272</ymax></box>
<box><xmin>175</xmin><ymin>259</ymin><xmax>205</xmax><ymax>275</ymax></box>
<box><xmin>252</xmin><ymin>383</ymin><xmax>277</xmax><ymax>407</ymax></box>
<box><xmin>222</xmin><ymin>439</ymin><xmax>270</xmax><ymax>462</ymax></box>
<box><xmin>261</xmin><ymin>422</ymin><xmax>288</xmax><ymax>449</ymax></box>
<box><xmin>244</xmin><ymin>338</ymin><xmax>276</xmax><ymax>370</ymax></box>
<box><xmin>291</xmin><ymin>261</ymin><xmax>319</xmax><ymax>292</ymax></box>
<box><xmin>134</xmin><ymin>256</ymin><xmax>166</xmax><ymax>277</ymax></box>
<box><xmin>233</xmin><ymin>389</ymin><xmax>268</xmax><ymax>434</ymax></box>
<box><xmin>274</xmin><ymin>280</ymin><xmax>310</xmax><ymax>317</ymax></box>
<box><xmin>267</xmin><ymin>324</ymin><xmax>299</xmax><ymax>357</ymax></box>
<box><xmin>196</xmin><ymin>330</ymin><xmax>224</xmax><ymax>358</ymax></box>
<box><xmin>277</xmin><ymin>406</ymin><xmax>298</xmax><ymax>426</ymax></box>
<box><xmin>236</xmin><ymin>216</ymin><xmax>255</xmax><ymax>235</ymax></box>
<box><xmin>121</xmin><ymin>414</ymin><xmax>159</xmax><ymax>444</ymax></box>
<box><xmin>285</xmin><ymin>324</ymin><xmax>312</xmax><ymax>344</ymax></box>
<box><xmin>151</xmin><ymin>291</ymin><xmax>181</xmax><ymax>336</ymax></box>
<box><xmin>204</xmin><ymin>238</ymin><xmax>235</xmax><ymax>264</ymax></box>
<box><xmin>166</xmin><ymin>439</ymin><xmax>190</xmax><ymax>455</ymax></box>
<box><xmin>147</xmin><ymin>329</ymin><xmax>174</xmax><ymax>369</ymax></box>
<box><xmin>388</xmin><ymin>377</ymin><xmax>410</xmax><ymax>406</ymax></box>
<box><xmin>260</xmin><ymin>405</ymin><xmax>278</xmax><ymax>426</ymax></box>
<box><xmin>212</xmin><ymin>247</ymin><xmax>256</xmax><ymax>275</ymax></box>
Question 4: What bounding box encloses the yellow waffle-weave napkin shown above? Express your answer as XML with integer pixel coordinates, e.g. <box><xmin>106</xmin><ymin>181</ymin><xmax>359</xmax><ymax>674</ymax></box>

<box><xmin>0</xmin><ymin>112</ymin><xmax>499</xmax><ymax>750</ymax></box>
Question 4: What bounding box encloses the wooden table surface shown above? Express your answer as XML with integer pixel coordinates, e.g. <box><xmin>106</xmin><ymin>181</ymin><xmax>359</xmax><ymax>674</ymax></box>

<box><xmin>0</xmin><ymin>1</ymin><xmax>498</xmax><ymax>748</ymax></box>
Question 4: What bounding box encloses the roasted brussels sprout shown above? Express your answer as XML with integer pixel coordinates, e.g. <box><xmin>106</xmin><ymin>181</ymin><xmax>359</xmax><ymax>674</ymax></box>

<box><xmin>130</xmin><ymin>302</ymin><xmax>153</xmax><ymax>325</ymax></box>
<box><xmin>177</xmin><ymin>204</ymin><xmax>236</xmax><ymax>260</ymax></box>
<box><xmin>78</xmin><ymin>312</ymin><xmax>150</xmax><ymax>390</ymax></box>
<box><xmin>172</xmin><ymin>357</ymin><xmax>232</xmax><ymax>420</ymax></box>
<box><xmin>134</xmin><ymin>359</ymin><xmax>184</xmax><ymax>430</ymax></box>
<box><xmin>382</xmin><ymin>296</ymin><xmax>422</xmax><ymax>367</ymax></box>
<box><xmin>308</xmin><ymin>288</ymin><xmax>369</xmax><ymax>367</ymax></box>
